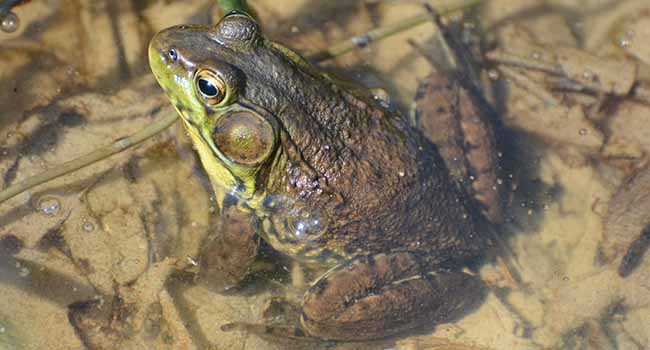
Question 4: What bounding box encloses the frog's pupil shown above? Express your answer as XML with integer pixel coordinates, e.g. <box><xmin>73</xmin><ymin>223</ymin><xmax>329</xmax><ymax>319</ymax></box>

<box><xmin>198</xmin><ymin>78</ymin><xmax>218</xmax><ymax>97</ymax></box>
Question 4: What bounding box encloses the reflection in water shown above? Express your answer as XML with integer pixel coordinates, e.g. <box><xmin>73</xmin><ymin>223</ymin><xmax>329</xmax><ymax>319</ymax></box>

<box><xmin>35</xmin><ymin>195</ymin><xmax>61</xmax><ymax>216</ymax></box>
<box><xmin>263</xmin><ymin>194</ymin><xmax>329</xmax><ymax>242</ymax></box>
<box><xmin>0</xmin><ymin>11</ymin><xmax>18</xmax><ymax>33</ymax></box>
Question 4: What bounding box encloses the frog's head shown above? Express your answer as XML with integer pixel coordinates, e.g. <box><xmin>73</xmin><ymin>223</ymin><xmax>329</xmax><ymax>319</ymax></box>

<box><xmin>149</xmin><ymin>12</ymin><xmax>325</xmax><ymax>210</ymax></box>
<box><xmin>149</xmin><ymin>13</ymin><xmax>351</xmax><ymax>261</ymax></box>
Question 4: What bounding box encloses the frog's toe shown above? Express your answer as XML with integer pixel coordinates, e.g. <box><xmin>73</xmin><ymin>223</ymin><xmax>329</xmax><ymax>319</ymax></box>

<box><xmin>300</xmin><ymin>252</ymin><xmax>485</xmax><ymax>341</ymax></box>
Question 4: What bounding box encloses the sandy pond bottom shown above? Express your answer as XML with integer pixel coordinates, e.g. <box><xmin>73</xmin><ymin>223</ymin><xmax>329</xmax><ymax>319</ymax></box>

<box><xmin>1</xmin><ymin>0</ymin><xmax>650</xmax><ymax>349</ymax></box>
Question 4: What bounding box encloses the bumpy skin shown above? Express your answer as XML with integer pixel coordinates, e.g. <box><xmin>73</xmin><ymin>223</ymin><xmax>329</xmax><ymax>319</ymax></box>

<box><xmin>149</xmin><ymin>14</ymin><xmax>489</xmax><ymax>340</ymax></box>
<box><xmin>414</xmin><ymin>73</ymin><xmax>503</xmax><ymax>224</ymax></box>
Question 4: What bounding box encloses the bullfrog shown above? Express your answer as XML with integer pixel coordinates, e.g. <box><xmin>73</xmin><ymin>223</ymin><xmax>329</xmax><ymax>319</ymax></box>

<box><xmin>149</xmin><ymin>12</ymin><xmax>495</xmax><ymax>341</ymax></box>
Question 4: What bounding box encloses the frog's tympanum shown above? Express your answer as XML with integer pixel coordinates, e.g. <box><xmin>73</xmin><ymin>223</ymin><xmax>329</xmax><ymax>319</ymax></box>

<box><xmin>149</xmin><ymin>13</ymin><xmax>495</xmax><ymax>341</ymax></box>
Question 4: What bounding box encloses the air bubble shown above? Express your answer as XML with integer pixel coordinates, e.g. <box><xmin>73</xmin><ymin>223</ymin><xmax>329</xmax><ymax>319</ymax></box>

<box><xmin>287</xmin><ymin>207</ymin><xmax>327</xmax><ymax>239</ymax></box>
<box><xmin>618</xmin><ymin>31</ymin><xmax>634</xmax><ymax>49</ymax></box>
<box><xmin>619</xmin><ymin>38</ymin><xmax>631</xmax><ymax>48</ymax></box>
<box><xmin>1</xmin><ymin>12</ymin><xmax>19</xmax><ymax>33</ymax></box>
<box><xmin>37</xmin><ymin>196</ymin><xmax>61</xmax><ymax>216</ymax></box>
<box><xmin>82</xmin><ymin>221</ymin><xmax>95</xmax><ymax>232</ymax></box>
<box><xmin>19</xmin><ymin>267</ymin><xmax>30</xmax><ymax>277</ymax></box>
<box><xmin>268</xmin><ymin>195</ymin><xmax>329</xmax><ymax>241</ymax></box>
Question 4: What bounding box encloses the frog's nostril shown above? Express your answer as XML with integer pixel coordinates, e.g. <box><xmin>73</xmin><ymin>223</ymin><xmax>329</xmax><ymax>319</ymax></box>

<box><xmin>168</xmin><ymin>48</ymin><xmax>178</xmax><ymax>61</ymax></box>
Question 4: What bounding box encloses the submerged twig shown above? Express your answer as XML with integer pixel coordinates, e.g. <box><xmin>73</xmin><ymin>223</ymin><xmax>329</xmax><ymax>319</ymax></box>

<box><xmin>305</xmin><ymin>0</ymin><xmax>484</xmax><ymax>62</ymax></box>
<box><xmin>487</xmin><ymin>47</ymin><xmax>637</xmax><ymax>96</ymax></box>
<box><xmin>0</xmin><ymin>113</ymin><xmax>177</xmax><ymax>204</ymax></box>
<box><xmin>486</xmin><ymin>50</ymin><xmax>563</xmax><ymax>76</ymax></box>
<box><xmin>497</xmin><ymin>65</ymin><xmax>559</xmax><ymax>107</ymax></box>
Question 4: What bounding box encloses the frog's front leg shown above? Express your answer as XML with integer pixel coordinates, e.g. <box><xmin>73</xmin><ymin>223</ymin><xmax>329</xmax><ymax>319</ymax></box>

<box><xmin>300</xmin><ymin>252</ymin><xmax>484</xmax><ymax>341</ymax></box>
<box><xmin>198</xmin><ymin>206</ymin><xmax>263</xmax><ymax>291</ymax></box>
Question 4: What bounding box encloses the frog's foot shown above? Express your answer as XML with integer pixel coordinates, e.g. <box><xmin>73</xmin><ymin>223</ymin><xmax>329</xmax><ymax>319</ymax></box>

<box><xmin>300</xmin><ymin>252</ymin><xmax>485</xmax><ymax>341</ymax></box>
<box><xmin>221</xmin><ymin>298</ymin><xmax>324</xmax><ymax>344</ymax></box>
<box><xmin>197</xmin><ymin>206</ymin><xmax>264</xmax><ymax>292</ymax></box>
<box><xmin>221</xmin><ymin>321</ymin><xmax>310</xmax><ymax>340</ymax></box>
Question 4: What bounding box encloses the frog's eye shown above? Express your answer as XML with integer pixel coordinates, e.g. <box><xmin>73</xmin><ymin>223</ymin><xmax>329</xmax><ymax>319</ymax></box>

<box><xmin>194</xmin><ymin>69</ymin><xmax>227</xmax><ymax>106</ymax></box>
<box><xmin>212</xmin><ymin>111</ymin><xmax>274</xmax><ymax>166</ymax></box>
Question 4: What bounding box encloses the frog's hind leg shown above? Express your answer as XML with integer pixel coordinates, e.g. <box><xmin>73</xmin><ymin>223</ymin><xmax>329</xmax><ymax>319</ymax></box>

<box><xmin>300</xmin><ymin>252</ymin><xmax>485</xmax><ymax>341</ymax></box>
<box><xmin>410</xmin><ymin>8</ymin><xmax>505</xmax><ymax>225</ymax></box>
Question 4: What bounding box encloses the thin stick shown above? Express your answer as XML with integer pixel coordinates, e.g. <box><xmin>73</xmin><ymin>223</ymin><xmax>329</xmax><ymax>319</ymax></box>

<box><xmin>497</xmin><ymin>65</ymin><xmax>559</xmax><ymax>107</ymax></box>
<box><xmin>485</xmin><ymin>50</ymin><xmax>563</xmax><ymax>76</ymax></box>
<box><xmin>0</xmin><ymin>113</ymin><xmax>177</xmax><ymax>204</ymax></box>
<box><xmin>305</xmin><ymin>0</ymin><xmax>483</xmax><ymax>62</ymax></box>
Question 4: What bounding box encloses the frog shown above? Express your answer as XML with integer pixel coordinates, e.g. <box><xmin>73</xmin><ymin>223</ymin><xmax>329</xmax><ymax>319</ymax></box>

<box><xmin>148</xmin><ymin>12</ymin><xmax>497</xmax><ymax>341</ymax></box>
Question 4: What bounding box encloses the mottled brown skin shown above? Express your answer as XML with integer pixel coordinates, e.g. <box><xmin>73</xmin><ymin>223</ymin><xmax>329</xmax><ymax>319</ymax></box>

<box><xmin>414</xmin><ymin>73</ymin><xmax>503</xmax><ymax>224</ymax></box>
<box><xmin>149</xmin><ymin>14</ymin><xmax>492</xmax><ymax>341</ymax></box>
<box><xmin>301</xmin><ymin>252</ymin><xmax>484</xmax><ymax>339</ymax></box>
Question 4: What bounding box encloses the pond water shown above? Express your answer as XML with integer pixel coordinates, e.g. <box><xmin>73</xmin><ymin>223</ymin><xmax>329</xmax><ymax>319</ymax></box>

<box><xmin>1</xmin><ymin>0</ymin><xmax>649</xmax><ymax>349</ymax></box>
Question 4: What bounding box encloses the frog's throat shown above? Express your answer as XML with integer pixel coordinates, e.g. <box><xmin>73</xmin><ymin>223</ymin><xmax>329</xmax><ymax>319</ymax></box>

<box><xmin>177</xmin><ymin>116</ymin><xmax>249</xmax><ymax>207</ymax></box>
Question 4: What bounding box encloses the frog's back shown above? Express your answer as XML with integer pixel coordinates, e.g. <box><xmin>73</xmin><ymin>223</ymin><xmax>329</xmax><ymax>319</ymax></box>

<box><xmin>275</xmin><ymin>82</ymin><xmax>488</xmax><ymax>266</ymax></box>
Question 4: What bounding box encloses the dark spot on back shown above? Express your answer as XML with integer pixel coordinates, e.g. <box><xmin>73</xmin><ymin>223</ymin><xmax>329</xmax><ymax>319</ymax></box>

<box><xmin>38</xmin><ymin>227</ymin><xmax>65</xmax><ymax>250</ymax></box>
<box><xmin>0</xmin><ymin>234</ymin><xmax>23</xmax><ymax>255</ymax></box>
<box><xmin>618</xmin><ymin>225</ymin><xmax>650</xmax><ymax>277</ymax></box>
<box><xmin>58</xmin><ymin>110</ymin><xmax>86</xmax><ymax>127</ymax></box>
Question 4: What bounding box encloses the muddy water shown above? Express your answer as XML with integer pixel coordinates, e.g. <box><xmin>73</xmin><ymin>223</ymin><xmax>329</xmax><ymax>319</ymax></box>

<box><xmin>1</xmin><ymin>1</ymin><xmax>649</xmax><ymax>349</ymax></box>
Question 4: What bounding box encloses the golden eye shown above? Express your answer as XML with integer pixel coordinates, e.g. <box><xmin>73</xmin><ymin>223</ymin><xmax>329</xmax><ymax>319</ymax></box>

<box><xmin>194</xmin><ymin>69</ymin><xmax>227</xmax><ymax>105</ymax></box>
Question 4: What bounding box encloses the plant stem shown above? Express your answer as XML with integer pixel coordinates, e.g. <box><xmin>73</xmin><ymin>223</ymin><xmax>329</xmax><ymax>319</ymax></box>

<box><xmin>217</xmin><ymin>0</ymin><xmax>248</xmax><ymax>14</ymax></box>
<box><xmin>305</xmin><ymin>0</ymin><xmax>483</xmax><ymax>62</ymax></box>
<box><xmin>0</xmin><ymin>113</ymin><xmax>177</xmax><ymax>204</ymax></box>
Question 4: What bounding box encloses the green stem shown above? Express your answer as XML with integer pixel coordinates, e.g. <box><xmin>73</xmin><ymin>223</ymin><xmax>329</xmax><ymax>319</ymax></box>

<box><xmin>217</xmin><ymin>0</ymin><xmax>248</xmax><ymax>14</ymax></box>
